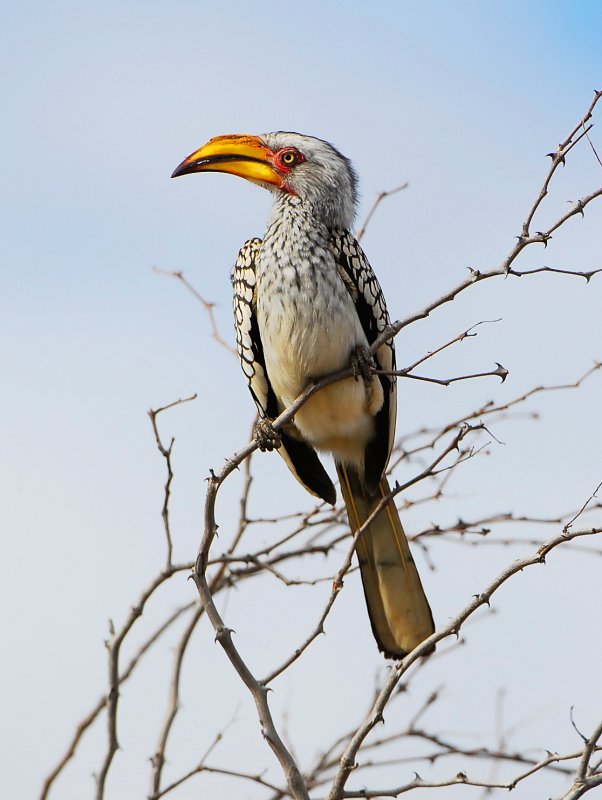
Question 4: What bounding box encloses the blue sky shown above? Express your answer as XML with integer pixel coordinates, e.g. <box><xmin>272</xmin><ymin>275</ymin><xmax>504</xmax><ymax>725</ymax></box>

<box><xmin>2</xmin><ymin>2</ymin><xmax>602</xmax><ymax>799</ymax></box>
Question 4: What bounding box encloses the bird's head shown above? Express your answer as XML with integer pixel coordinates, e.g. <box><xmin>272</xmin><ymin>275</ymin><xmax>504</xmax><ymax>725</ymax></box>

<box><xmin>172</xmin><ymin>132</ymin><xmax>358</xmax><ymax>229</ymax></box>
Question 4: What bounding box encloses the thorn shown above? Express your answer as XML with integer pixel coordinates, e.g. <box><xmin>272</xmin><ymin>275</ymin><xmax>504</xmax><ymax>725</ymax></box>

<box><xmin>535</xmin><ymin>232</ymin><xmax>552</xmax><ymax>248</ymax></box>
<box><xmin>549</xmin><ymin>151</ymin><xmax>567</xmax><ymax>166</ymax></box>
<box><xmin>570</xmin><ymin>705</ymin><xmax>589</xmax><ymax>743</ymax></box>
<box><xmin>477</xmin><ymin>593</ymin><xmax>491</xmax><ymax>607</ymax></box>
<box><xmin>456</xmin><ymin>771</ymin><xmax>467</xmax><ymax>781</ymax></box>
<box><xmin>214</xmin><ymin>625</ymin><xmax>235</xmax><ymax>643</ymax></box>
<box><xmin>495</xmin><ymin>363</ymin><xmax>509</xmax><ymax>382</ymax></box>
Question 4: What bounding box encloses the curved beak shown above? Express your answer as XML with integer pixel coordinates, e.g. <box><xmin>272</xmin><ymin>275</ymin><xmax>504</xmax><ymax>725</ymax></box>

<box><xmin>171</xmin><ymin>134</ymin><xmax>284</xmax><ymax>188</ymax></box>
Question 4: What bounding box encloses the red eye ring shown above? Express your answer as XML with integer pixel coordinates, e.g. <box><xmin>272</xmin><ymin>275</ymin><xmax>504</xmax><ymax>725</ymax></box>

<box><xmin>274</xmin><ymin>147</ymin><xmax>305</xmax><ymax>171</ymax></box>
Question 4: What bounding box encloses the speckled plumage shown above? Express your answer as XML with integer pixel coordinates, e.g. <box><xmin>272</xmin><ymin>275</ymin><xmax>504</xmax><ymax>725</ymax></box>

<box><xmin>233</xmin><ymin>210</ymin><xmax>395</xmax><ymax>475</ymax></box>
<box><xmin>180</xmin><ymin>131</ymin><xmax>434</xmax><ymax>657</ymax></box>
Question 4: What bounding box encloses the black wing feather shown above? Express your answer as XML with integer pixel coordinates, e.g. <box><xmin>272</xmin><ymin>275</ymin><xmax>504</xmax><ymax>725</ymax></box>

<box><xmin>232</xmin><ymin>238</ymin><xmax>336</xmax><ymax>505</ymax></box>
<box><xmin>330</xmin><ymin>230</ymin><xmax>397</xmax><ymax>495</ymax></box>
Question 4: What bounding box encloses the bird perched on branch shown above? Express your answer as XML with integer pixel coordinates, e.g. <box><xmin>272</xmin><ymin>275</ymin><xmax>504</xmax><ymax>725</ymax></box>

<box><xmin>172</xmin><ymin>132</ymin><xmax>434</xmax><ymax>658</ymax></box>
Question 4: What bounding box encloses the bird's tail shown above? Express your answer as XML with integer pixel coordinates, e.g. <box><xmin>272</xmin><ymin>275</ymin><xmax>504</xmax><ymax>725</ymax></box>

<box><xmin>336</xmin><ymin>463</ymin><xmax>435</xmax><ymax>658</ymax></box>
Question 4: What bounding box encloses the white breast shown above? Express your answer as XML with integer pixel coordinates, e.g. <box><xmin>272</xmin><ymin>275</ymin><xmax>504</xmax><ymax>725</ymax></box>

<box><xmin>256</xmin><ymin>237</ymin><xmax>382</xmax><ymax>465</ymax></box>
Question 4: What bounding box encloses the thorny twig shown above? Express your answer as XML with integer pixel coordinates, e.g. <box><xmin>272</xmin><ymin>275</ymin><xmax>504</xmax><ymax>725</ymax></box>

<box><xmin>148</xmin><ymin>393</ymin><xmax>197</xmax><ymax>568</ymax></box>
<box><xmin>356</xmin><ymin>183</ymin><xmax>409</xmax><ymax>241</ymax></box>
<box><xmin>153</xmin><ymin>267</ymin><xmax>237</xmax><ymax>355</ymax></box>
<box><xmin>39</xmin><ymin>602</ymin><xmax>194</xmax><ymax>800</ymax></box>
<box><xmin>326</xmin><ymin>519</ymin><xmax>602</xmax><ymax>799</ymax></box>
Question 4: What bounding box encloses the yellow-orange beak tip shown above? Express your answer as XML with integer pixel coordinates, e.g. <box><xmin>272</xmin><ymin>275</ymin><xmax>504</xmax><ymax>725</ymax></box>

<box><xmin>170</xmin><ymin>134</ymin><xmax>285</xmax><ymax>188</ymax></box>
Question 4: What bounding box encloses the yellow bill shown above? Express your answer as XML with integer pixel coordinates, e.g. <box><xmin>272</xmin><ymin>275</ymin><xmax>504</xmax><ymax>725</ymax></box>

<box><xmin>171</xmin><ymin>134</ymin><xmax>285</xmax><ymax>188</ymax></box>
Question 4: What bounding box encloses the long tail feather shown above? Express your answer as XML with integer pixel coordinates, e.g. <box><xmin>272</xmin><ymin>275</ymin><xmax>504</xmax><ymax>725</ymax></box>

<box><xmin>336</xmin><ymin>463</ymin><xmax>435</xmax><ymax>658</ymax></box>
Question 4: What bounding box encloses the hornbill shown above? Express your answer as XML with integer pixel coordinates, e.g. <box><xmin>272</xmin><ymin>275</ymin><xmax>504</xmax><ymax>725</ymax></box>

<box><xmin>172</xmin><ymin>132</ymin><xmax>434</xmax><ymax>658</ymax></box>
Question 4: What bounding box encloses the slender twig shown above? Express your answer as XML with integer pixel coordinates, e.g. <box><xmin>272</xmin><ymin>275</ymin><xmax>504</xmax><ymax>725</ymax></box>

<box><xmin>561</xmin><ymin>716</ymin><xmax>602</xmax><ymax>798</ymax></box>
<box><xmin>375</xmin><ymin>363</ymin><xmax>508</xmax><ymax>386</ymax></box>
<box><xmin>94</xmin><ymin>564</ymin><xmax>192</xmax><ymax>799</ymax></box>
<box><xmin>582</xmin><ymin>121</ymin><xmax>602</xmax><ymax>169</ymax></box>
<box><xmin>39</xmin><ymin>602</ymin><xmax>194</xmax><ymax>800</ymax></box>
<box><xmin>356</xmin><ymin>183</ymin><xmax>409</xmax><ymax>241</ymax></box>
<box><xmin>149</xmin><ymin>603</ymin><xmax>204</xmax><ymax>795</ymax></box>
<box><xmin>398</xmin><ymin>319</ymin><xmax>500</xmax><ymax>373</ymax></box>
<box><xmin>153</xmin><ymin>267</ymin><xmax>236</xmax><ymax>354</ymax></box>
<box><xmin>523</xmin><ymin>90</ymin><xmax>601</xmax><ymax>234</ymax></box>
<box><xmin>148</xmin><ymin>393</ymin><xmax>197</xmax><ymax>568</ymax></box>
<box><xmin>509</xmin><ymin>265</ymin><xmax>602</xmax><ymax>281</ymax></box>
<box><xmin>156</xmin><ymin>763</ymin><xmax>285</xmax><ymax>798</ymax></box>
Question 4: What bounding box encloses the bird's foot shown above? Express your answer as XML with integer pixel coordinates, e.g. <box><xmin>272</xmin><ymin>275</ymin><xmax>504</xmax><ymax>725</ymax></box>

<box><xmin>350</xmin><ymin>346</ymin><xmax>374</xmax><ymax>384</ymax></box>
<box><xmin>253</xmin><ymin>418</ymin><xmax>282</xmax><ymax>452</ymax></box>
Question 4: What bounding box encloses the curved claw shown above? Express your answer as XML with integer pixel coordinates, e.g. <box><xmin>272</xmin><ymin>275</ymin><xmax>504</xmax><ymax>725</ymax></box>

<box><xmin>350</xmin><ymin>345</ymin><xmax>374</xmax><ymax>384</ymax></box>
<box><xmin>254</xmin><ymin>418</ymin><xmax>282</xmax><ymax>452</ymax></box>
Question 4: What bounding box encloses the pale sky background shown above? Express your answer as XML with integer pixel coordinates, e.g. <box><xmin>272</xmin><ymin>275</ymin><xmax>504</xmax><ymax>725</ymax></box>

<box><xmin>2</xmin><ymin>2</ymin><xmax>602</xmax><ymax>799</ymax></box>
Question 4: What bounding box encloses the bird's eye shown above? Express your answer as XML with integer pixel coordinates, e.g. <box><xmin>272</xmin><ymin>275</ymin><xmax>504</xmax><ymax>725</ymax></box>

<box><xmin>276</xmin><ymin>148</ymin><xmax>304</xmax><ymax>169</ymax></box>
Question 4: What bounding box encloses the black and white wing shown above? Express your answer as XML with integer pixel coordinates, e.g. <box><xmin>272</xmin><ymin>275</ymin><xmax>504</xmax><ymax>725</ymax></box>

<box><xmin>329</xmin><ymin>229</ymin><xmax>397</xmax><ymax>492</ymax></box>
<box><xmin>232</xmin><ymin>239</ymin><xmax>336</xmax><ymax>505</ymax></box>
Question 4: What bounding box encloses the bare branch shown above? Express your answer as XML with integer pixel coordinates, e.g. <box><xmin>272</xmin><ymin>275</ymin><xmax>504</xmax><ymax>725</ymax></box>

<box><xmin>153</xmin><ymin>267</ymin><xmax>236</xmax><ymax>355</ymax></box>
<box><xmin>508</xmin><ymin>265</ymin><xmax>602</xmax><ymax>281</ymax></box>
<box><xmin>156</xmin><ymin>763</ymin><xmax>285</xmax><ymax>798</ymax></box>
<box><xmin>375</xmin><ymin>362</ymin><xmax>508</xmax><ymax>387</ymax></box>
<box><xmin>149</xmin><ymin>603</ymin><xmax>204</xmax><ymax>796</ymax></box>
<box><xmin>148</xmin><ymin>393</ymin><xmax>197</xmax><ymax>568</ymax></box>
<box><xmin>190</xmin><ymin>568</ymin><xmax>310</xmax><ymax>799</ymax></box>
<box><xmin>582</xmin><ymin>121</ymin><xmax>602</xmax><ymax>169</ymax></box>
<box><xmin>561</xmin><ymin>716</ymin><xmax>602</xmax><ymax>799</ymax></box>
<box><xmin>396</xmin><ymin>320</ymin><xmax>501</xmax><ymax>376</ymax></box>
<box><xmin>327</xmin><ymin>517</ymin><xmax>602</xmax><ymax>799</ymax></box>
<box><xmin>356</xmin><ymin>183</ymin><xmax>409</xmax><ymax>241</ymax></box>
<box><xmin>39</xmin><ymin>602</ymin><xmax>194</xmax><ymax>800</ymax></box>
<box><xmin>565</xmin><ymin>481</ymin><xmax>602</xmax><ymax>531</ymax></box>
<box><xmin>94</xmin><ymin>563</ymin><xmax>192</xmax><ymax>799</ymax></box>
<box><xmin>521</xmin><ymin>88</ymin><xmax>602</xmax><ymax>237</ymax></box>
<box><xmin>335</xmin><ymin>745</ymin><xmax>589</xmax><ymax>797</ymax></box>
